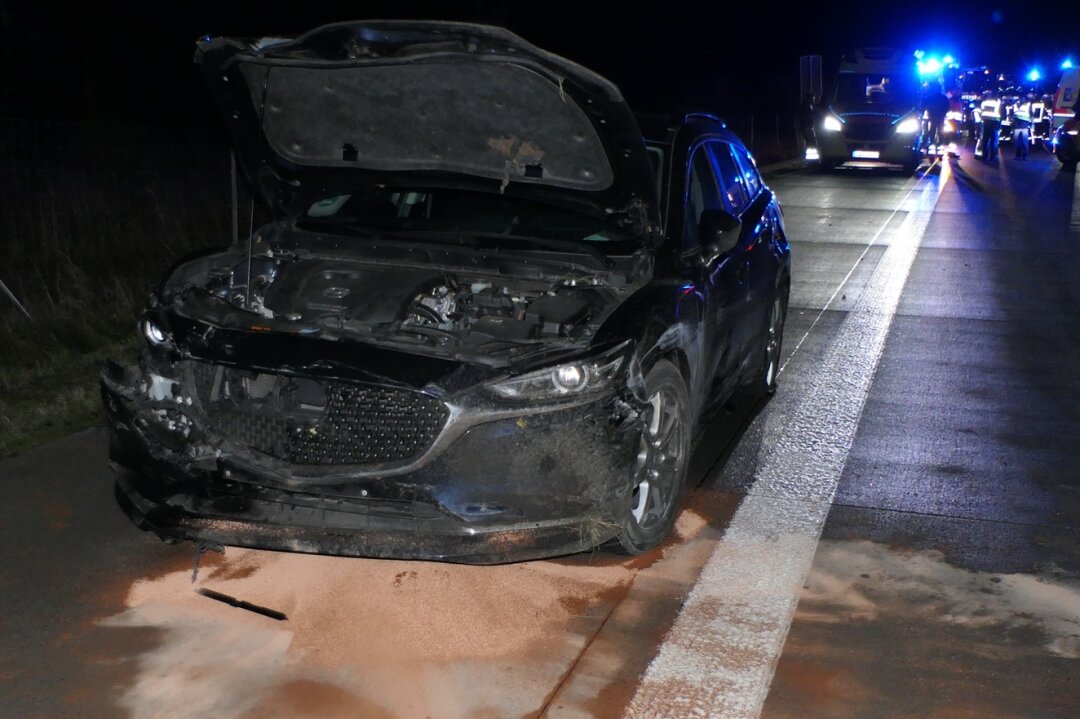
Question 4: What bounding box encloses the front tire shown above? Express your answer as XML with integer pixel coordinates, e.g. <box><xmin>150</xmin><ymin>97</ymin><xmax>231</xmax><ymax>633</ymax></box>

<box><xmin>612</xmin><ymin>360</ymin><xmax>691</xmax><ymax>555</ymax></box>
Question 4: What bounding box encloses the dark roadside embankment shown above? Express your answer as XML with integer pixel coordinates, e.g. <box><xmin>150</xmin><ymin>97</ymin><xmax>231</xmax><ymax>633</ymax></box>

<box><xmin>0</xmin><ymin>118</ymin><xmax>232</xmax><ymax>457</ymax></box>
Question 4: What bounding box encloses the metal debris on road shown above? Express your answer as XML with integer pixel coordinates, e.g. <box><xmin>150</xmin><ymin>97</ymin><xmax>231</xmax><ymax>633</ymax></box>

<box><xmin>197</xmin><ymin>588</ymin><xmax>288</xmax><ymax>621</ymax></box>
<box><xmin>191</xmin><ymin>540</ymin><xmax>224</xmax><ymax>583</ymax></box>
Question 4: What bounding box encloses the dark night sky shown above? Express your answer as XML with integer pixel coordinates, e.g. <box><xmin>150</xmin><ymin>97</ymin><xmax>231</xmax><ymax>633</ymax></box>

<box><xmin>1</xmin><ymin>0</ymin><xmax>1077</xmax><ymax>127</ymax></box>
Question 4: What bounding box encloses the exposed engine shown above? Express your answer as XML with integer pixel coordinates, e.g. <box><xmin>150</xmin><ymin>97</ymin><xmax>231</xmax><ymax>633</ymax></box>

<box><xmin>192</xmin><ymin>254</ymin><xmax>595</xmax><ymax>344</ymax></box>
<box><xmin>401</xmin><ymin>279</ymin><xmax>590</xmax><ymax>342</ymax></box>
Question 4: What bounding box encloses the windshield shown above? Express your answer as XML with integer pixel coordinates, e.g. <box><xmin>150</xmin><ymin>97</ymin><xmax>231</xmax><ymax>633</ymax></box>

<box><xmin>834</xmin><ymin>73</ymin><xmax>918</xmax><ymax>107</ymax></box>
<box><xmin>296</xmin><ymin>186</ymin><xmax>638</xmax><ymax>250</ymax></box>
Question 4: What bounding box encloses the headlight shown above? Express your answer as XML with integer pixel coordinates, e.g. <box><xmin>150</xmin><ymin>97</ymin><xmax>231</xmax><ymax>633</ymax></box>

<box><xmin>142</xmin><ymin>317</ymin><xmax>170</xmax><ymax>347</ymax></box>
<box><xmin>488</xmin><ymin>348</ymin><xmax>627</xmax><ymax>401</ymax></box>
<box><xmin>944</xmin><ymin>120</ymin><xmax>955</xmax><ymax>132</ymax></box>
<box><xmin>823</xmin><ymin>115</ymin><xmax>843</xmax><ymax>132</ymax></box>
<box><xmin>895</xmin><ymin>117</ymin><xmax>921</xmax><ymax>134</ymax></box>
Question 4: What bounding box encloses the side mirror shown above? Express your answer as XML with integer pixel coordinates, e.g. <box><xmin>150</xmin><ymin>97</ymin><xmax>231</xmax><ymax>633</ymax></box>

<box><xmin>699</xmin><ymin>209</ymin><xmax>741</xmax><ymax>263</ymax></box>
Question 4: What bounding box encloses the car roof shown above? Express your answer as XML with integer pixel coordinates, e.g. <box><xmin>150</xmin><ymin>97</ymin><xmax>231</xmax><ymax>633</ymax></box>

<box><xmin>637</xmin><ymin>111</ymin><xmax>745</xmax><ymax>148</ymax></box>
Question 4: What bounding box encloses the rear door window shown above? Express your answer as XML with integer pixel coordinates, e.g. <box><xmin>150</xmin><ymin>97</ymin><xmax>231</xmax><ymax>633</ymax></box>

<box><xmin>731</xmin><ymin>146</ymin><xmax>763</xmax><ymax>200</ymax></box>
<box><xmin>707</xmin><ymin>142</ymin><xmax>749</xmax><ymax>214</ymax></box>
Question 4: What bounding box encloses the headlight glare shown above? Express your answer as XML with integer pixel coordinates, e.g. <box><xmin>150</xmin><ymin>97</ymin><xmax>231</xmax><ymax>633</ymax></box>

<box><xmin>823</xmin><ymin>115</ymin><xmax>843</xmax><ymax>132</ymax></box>
<box><xmin>895</xmin><ymin>117</ymin><xmax>921</xmax><ymax>134</ymax></box>
<box><xmin>488</xmin><ymin>353</ymin><xmax>625</xmax><ymax>401</ymax></box>
<box><xmin>142</xmin><ymin>318</ymin><xmax>168</xmax><ymax>346</ymax></box>
<box><xmin>554</xmin><ymin>364</ymin><xmax>587</xmax><ymax>392</ymax></box>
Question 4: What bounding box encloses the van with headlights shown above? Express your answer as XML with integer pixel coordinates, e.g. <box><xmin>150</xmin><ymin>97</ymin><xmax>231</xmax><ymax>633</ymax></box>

<box><xmin>811</xmin><ymin>48</ymin><xmax>924</xmax><ymax>175</ymax></box>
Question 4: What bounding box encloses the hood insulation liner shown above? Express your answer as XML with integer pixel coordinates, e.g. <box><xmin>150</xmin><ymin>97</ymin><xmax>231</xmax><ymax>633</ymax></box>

<box><xmin>241</xmin><ymin>60</ymin><xmax>615</xmax><ymax>191</ymax></box>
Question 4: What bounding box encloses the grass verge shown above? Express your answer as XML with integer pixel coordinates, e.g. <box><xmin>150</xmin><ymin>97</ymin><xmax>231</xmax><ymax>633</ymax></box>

<box><xmin>0</xmin><ymin>307</ymin><xmax>140</xmax><ymax>458</ymax></box>
<box><xmin>0</xmin><ymin>118</ymin><xmax>231</xmax><ymax>458</ymax></box>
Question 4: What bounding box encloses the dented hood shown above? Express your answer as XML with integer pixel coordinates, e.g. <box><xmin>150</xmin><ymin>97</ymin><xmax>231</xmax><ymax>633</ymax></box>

<box><xmin>195</xmin><ymin>21</ymin><xmax>659</xmax><ymax>239</ymax></box>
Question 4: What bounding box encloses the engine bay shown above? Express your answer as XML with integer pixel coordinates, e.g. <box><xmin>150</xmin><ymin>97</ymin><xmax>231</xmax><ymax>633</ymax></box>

<box><xmin>185</xmin><ymin>253</ymin><xmax>603</xmax><ymax>346</ymax></box>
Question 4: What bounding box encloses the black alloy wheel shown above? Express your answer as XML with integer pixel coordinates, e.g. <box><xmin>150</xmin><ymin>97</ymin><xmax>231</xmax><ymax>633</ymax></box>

<box><xmin>744</xmin><ymin>289</ymin><xmax>787</xmax><ymax>398</ymax></box>
<box><xmin>612</xmin><ymin>359</ymin><xmax>691</xmax><ymax>555</ymax></box>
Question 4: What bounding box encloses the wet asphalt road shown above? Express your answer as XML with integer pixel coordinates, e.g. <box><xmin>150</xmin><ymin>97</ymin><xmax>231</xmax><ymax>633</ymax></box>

<box><xmin>761</xmin><ymin>149</ymin><xmax>1080</xmax><ymax>718</ymax></box>
<box><xmin>1</xmin><ymin>147</ymin><xmax>1078</xmax><ymax>718</ymax></box>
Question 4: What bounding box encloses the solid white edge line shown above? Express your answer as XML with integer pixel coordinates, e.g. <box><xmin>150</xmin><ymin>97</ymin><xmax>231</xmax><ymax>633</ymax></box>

<box><xmin>778</xmin><ymin>160</ymin><xmax>940</xmax><ymax>376</ymax></box>
<box><xmin>626</xmin><ymin>162</ymin><xmax>950</xmax><ymax>719</ymax></box>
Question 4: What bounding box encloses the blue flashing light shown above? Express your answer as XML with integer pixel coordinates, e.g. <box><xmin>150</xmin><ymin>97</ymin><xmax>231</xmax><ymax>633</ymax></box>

<box><xmin>942</xmin><ymin>55</ymin><xmax>955</xmax><ymax>66</ymax></box>
<box><xmin>917</xmin><ymin>57</ymin><xmax>943</xmax><ymax>76</ymax></box>
<box><xmin>1062</xmin><ymin>59</ymin><xmax>1075</xmax><ymax>70</ymax></box>
<box><xmin>1027</xmin><ymin>68</ymin><xmax>1041</xmax><ymax>82</ymax></box>
<box><xmin>914</xmin><ymin>49</ymin><xmax>926</xmax><ymax>60</ymax></box>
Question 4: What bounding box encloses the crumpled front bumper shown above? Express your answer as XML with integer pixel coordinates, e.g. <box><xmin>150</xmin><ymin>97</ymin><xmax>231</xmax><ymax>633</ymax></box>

<box><xmin>102</xmin><ymin>357</ymin><xmax>645</xmax><ymax>564</ymax></box>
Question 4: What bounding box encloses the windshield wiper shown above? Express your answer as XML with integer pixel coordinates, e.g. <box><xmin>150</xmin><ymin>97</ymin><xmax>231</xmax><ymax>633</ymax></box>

<box><xmin>295</xmin><ymin>218</ymin><xmax>382</xmax><ymax>238</ymax></box>
<box><xmin>293</xmin><ymin>222</ymin><xmax>614</xmax><ymax>275</ymax></box>
<box><xmin>458</xmin><ymin>232</ymin><xmax>613</xmax><ymax>270</ymax></box>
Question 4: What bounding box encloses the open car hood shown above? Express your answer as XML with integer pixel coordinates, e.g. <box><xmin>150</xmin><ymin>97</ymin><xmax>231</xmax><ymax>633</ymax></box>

<box><xmin>195</xmin><ymin>20</ymin><xmax>659</xmax><ymax>241</ymax></box>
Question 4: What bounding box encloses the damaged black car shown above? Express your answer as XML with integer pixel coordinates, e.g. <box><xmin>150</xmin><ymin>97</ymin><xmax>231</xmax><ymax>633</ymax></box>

<box><xmin>102</xmin><ymin>20</ymin><xmax>791</xmax><ymax>563</ymax></box>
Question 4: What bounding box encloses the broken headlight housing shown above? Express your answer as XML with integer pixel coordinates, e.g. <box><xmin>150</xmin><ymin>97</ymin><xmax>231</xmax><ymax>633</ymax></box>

<box><xmin>487</xmin><ymin>343</ymin><xmax>629</xmax><ymax>401</ymax></box>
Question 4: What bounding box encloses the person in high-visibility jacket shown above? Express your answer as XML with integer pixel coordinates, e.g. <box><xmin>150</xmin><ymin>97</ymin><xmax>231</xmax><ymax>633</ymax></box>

<box><xmin>1013</xmin><ymin>95</ymin><xmax>1032</xmax><ymax>160</ymax></box>
<box><xmin>976</xmin><ymin>93</ymin><xmax>1002</xmax><ymax>160</ymax></box>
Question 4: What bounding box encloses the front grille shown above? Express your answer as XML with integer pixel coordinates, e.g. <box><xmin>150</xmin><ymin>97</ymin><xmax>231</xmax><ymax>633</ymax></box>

<box><xmin>189</xmin><ymin>362</ymin><xmax>448</xmax><ymax>466</ymax></box>
<box><xmin>842</xmin><ymin>121</ymin><xmax>895</xmax><ymax>142</ymax></box>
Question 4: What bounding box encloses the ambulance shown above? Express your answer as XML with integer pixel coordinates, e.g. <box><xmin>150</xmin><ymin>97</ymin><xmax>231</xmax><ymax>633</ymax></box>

<box><xmin>1051</xmin><ymin>67</ymin><xmax>1079</xmax><ymax>130</ymax></box>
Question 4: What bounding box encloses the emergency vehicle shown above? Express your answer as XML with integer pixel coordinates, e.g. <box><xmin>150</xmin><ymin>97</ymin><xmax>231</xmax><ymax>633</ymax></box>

<box><xmin>1049</xmin><ymin>67</ymin><xmax>1079</xmax><ymax>167</ymax></box>
<box><xmin>809</xmin><ymin>48</ymin><xmax>924</xmax><ymax>175</ymax></box>
<box><xmin>1051</xmin><ymin>68</ymin><xmax>1079</xmax><ymax>130</ymax></box>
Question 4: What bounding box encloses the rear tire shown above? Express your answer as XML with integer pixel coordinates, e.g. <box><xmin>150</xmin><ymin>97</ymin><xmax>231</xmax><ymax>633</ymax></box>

<box><xmin>611</xmin><ymin>360</ymin><xmax>691</xmax><ymax>555</ymax></box>
<box><xmin>743</xmin><ymin>288</ymin><xmax>788</xmax><ymax>398</ymax></box>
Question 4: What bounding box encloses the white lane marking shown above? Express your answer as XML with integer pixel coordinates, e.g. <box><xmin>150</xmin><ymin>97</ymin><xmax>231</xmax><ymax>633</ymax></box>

<box><xmin>1071</xmin><ymin>167</ymin><xmax>1080</xmax><ymax>232</ymax></box>
<box><xmin>627</xmin><ymin>163</ymin><xmax>950</xmax><ymax>719</ymax></box>
<box><xmin>778</xmin><ymin>161</ymin><xmax>940</xmax><ymax>376</ymax></box>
